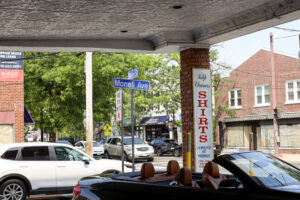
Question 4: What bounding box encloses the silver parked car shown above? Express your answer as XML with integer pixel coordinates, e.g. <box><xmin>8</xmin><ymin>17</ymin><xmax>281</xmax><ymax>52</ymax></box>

<box><xmin>104</xmin><ymin>136</ymin><xmax>154</xmax><ymax>162</ymax></box>
<box><xmin>75</xmin><ymin>141</ymin><xmax>104</xmax><ymax>158</ymax></box>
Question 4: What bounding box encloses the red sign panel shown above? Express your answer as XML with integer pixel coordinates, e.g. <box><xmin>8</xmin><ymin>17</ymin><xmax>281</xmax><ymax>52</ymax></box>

<box><xmin>0</xmin><ymin>69</ymin><xmax>24</xmax><ymax>81</ymax></box>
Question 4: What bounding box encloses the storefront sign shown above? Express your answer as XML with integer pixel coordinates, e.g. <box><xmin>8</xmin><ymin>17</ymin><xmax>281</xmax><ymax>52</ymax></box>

<box><xmin>193</xmin><ymin>68</ymin><xmax>213</xmax><ymax>172</ymax></box>
<box><xmin>0</xmin><ymin>69</ymin><xmax>23</xmax><ymax>81</ymax></box>
<box><xmin>0</xmin><ymin>51</ymin><xmax>23</xmax><ymax>81</ymax></box>
<box><xmin>0</xmin><ymin>51</ymin><xmax>23</xmax><ymax>69</ymax></box>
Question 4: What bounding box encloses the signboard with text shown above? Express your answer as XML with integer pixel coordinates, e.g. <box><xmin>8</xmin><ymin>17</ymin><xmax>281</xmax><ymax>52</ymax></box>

<box><xmin>116</xmin><ymin>90</ymin><xmax>123</xmax><ymax>122</ymax></box>
<box><xmin>193</xmin><ymin>68</ymin><xmax>213</xmax><ymax>172</ymax></box>
<box><xmin>0</xmin><ymin>51</ymin><xmax>23</xmax><ymax>81</ymax></box>
<box><xmin>113</xmin><ymin>78</ymin><xmax>150</xmax><ymax>90</ymax></box>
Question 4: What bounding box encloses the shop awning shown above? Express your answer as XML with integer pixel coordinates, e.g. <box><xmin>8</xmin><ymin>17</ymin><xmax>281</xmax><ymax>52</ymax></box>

<box><xmin>140</xmin><ymin>116</ymin><xmax>167</xmax><ymax>126</ymax></box>
<box><xmin>24</xmin><ymin>106</ymin><xmax>34</xmax><ymax>124</ymax></box>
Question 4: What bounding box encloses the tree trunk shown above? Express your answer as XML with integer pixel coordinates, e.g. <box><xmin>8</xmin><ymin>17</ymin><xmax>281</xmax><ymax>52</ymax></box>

<box><xmin>49</xmin><ymin>128</ymin><xmax>56</xmax><ymax>142</ymax></box>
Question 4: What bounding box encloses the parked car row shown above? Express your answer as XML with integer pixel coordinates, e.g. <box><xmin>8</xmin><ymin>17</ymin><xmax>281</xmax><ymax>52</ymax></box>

<box><xmin>0</xmin><ymin>142</ymin><xmax>132</xmax><ymax>199</ymax></box>
<box><xmin>55</xmin><ymin>137</ymin><xmax>184</xmax><ymax>162</ymax></box>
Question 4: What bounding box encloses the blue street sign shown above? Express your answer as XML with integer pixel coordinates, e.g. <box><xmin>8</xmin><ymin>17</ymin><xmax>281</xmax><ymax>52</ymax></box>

<box><xmin>128</xmin><ymin>68</ymin><xmax>138</xmax><ymax>80</ymax></box>
<box><xmin>114</xmin><ymin>78</ymin><xmax>150</xmax><ymax>90</ymax></box>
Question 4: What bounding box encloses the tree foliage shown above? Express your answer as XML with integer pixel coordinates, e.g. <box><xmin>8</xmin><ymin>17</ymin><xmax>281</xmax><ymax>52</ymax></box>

<box><xmin>24</xmin><ymin>52</ymin><xmax>180</xmax><ymax>140</ymax></box>
<box><xmin>24</xmin><ymin>49</ymin><xmax>230</xmax><ymax>141</ymax></box>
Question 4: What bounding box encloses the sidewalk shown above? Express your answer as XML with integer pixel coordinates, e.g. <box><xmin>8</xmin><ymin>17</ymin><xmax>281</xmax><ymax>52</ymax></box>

<box><xmin>280</xmin><ymin>154</ymin><xmax>300</xmax><ymax>162</ymax></box>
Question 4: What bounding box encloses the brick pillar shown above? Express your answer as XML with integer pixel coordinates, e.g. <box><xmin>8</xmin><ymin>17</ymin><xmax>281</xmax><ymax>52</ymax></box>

<box><xmin>180</xmin><ymin>48</ymin><xmax>210</xmax><ymax>171</ymax></box>
<box><xmin>0</xmin><ymin>80</ymin><xmax>24</xmax><ymax>143</ymax></box>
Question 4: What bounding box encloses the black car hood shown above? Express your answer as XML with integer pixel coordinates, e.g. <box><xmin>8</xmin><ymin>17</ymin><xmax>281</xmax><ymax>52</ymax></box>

<box><xmin>272</xmin><ymin>184</ymin><xmax>300</xmax><ymax>194</ymax></box>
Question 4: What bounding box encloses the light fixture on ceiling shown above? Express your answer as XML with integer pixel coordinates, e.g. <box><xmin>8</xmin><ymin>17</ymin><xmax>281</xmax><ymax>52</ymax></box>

<box><xmin>172</xmin><ymin>4</ymin><xmax>183</xmax><ymax>9</ymax></box>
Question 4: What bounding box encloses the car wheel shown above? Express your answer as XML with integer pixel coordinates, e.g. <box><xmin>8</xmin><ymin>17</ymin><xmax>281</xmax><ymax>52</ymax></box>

<box><xmin>0</xmin><ymin>179</ymin><xmax>27</xmax><ymax>200</ymax></box>
<box><xmin>104</xmin><ymin>151</ymin><xmax>111</xmax><ymax>159</ymax></box>
<box><xmin>174</xmin><ymin>149</ymin><xmax>181</xmax><ymax>157</ymax></box>
<box><xmin>157</xmin><ymin>149</ymin><xmax>163</xmax><ymax>156</ymax></box>
<box><xmin>147</xmin><ymin>157</ymin><xmax>154</xmax><ymax>162</ymax></box>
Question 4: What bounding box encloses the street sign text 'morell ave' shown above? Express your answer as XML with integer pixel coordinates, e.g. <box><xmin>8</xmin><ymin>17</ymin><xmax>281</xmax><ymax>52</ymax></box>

<box><xmin>114</xmin><ymin>78</ymin><xmax>150</xmax><ymax>90</ymax></box>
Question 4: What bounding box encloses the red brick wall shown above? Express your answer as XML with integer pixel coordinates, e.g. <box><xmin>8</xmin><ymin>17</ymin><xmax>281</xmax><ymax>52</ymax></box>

<box><xmin>215</xmin><ymin>50</ymin><xmax>299</xmax><ymax>144</ymax></box>
<box><xmin>0</xmin><ymin>81</ymin><xmax>24</xmax><ymax>143</ymax></box>
<box><xmin>180</xmin><ymin>48</ymin><xmax>210</xmax><ymax>171</ymax></box>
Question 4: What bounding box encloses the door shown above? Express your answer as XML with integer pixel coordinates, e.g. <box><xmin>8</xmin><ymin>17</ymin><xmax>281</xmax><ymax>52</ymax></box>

<box><xmin>114</xmin><ymin>138</ymin><xmax>122</xmax><ymax>156</ymax></box>
<box><xmin>108</xmin><ymin>138</ymin><xmax>118</xmax><ymax>156</ymax></box>
<box><xmin>18</xmin><ymin>146</ymin><xmax>56</xmax><ymax>190</ymax></box>
<box><xmin>54</xmin><ymin>146</ymin><xmax>95</xmax><ymax>189</ymax></box>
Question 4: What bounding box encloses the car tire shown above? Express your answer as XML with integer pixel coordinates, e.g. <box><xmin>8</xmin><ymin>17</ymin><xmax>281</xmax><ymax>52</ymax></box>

<box><xmin>174</xmin><ymin>149</ymin><xmax>181</xmax><ymax>157</ymax></box>
<box><xmin>0</xmin><ymin>179</ymin><xmax>27</xmax><ymax>200</ymax></box>
<box><xmin>147</xmin><ymin>157</ymin><xmax>154</xmax><ymax>162</ymax></box>
<box><xmin>104</xmin><ymin>151</ymin><xmax>111</xmax><ymax>159</ymax></box>
<box><xmin>157</xmin><ymin>149</ymin><xmax>163</xmax><ymax>156</ymax></box>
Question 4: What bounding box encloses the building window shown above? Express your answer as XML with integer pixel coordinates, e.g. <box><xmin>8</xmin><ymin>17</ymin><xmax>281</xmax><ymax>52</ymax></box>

<box><xmin>228</xmin><ymin>89</ymin><xmax>241</xmax><ymax>108</ymax></box>
<box><xmin>286</xmin><ymin>80</ymin><xmax>300</xmax><ymax>103</ymax></box>
<box><xmin>255</xmin><ymin>85</ymin><xmax>270</xmax><ymax>106</ymax></box>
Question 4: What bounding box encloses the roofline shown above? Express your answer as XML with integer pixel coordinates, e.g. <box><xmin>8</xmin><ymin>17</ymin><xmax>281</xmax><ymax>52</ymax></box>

<box><xmin>230</xmin><ymin>49</ymin><xmax>298</xmax><ymax>76</ymax></box>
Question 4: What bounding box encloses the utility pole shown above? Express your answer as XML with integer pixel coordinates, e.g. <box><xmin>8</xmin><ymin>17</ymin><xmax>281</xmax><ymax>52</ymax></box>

<box><xmin>270</xmin><ymin>33</ymin><xmax>279</xmax><ymax>157</ymax></box>
<box><xmin>131</xmin><ymin>89</ymin><xmax>135</xmax><ymax>171</ymax></box>
<box><xmin>298</xmin><ymin>34</ymin><xmax>300</xmax><ymax>70</ymax></box>
<box><xmin>85</xmin><ymin>52</ymin><xmax>93</xmax><ymax>157</ymax></box>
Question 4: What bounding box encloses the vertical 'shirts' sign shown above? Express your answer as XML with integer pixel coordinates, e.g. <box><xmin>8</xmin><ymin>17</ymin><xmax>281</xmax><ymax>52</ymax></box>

<box><xmin>0</xmin><ymin>51</ymin><xmax>23</xmax><ymax>81</ymax></box>
<box><xmin>193</xmin><ymin>68</ymin><xmax>213</xmax><ymax>172</ymax></box>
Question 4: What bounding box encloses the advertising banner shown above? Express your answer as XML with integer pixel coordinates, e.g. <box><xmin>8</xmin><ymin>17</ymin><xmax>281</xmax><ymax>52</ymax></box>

<box><xmin>193</xmin><ymin>68</ymin><xmax>213</xmax><ymax>172</ymax></box>
<box><xmin>0</xmin><ymin>51</ymin><xmax>23</xmax><ymax>81</ymax></box>
<box><xmin>0</xmin><ymin>69</ymin><xmax>23</xmax><ymax>81</ymax></box>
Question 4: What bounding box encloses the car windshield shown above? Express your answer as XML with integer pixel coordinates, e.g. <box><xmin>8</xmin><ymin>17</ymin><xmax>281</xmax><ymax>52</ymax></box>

<box><xmin>229</xmin><ymin>152</ymin><xmax>300</xmax><ymax>188</ymax></box>
<box><xmin>123</xmin><ymin>138</ymin><xmax>144</xmax><ymax>145</ymax></box>
<box><xmin>93</xmin><ymin>142</ymin><xmax>101</xmax><ymax>147</ymax></box>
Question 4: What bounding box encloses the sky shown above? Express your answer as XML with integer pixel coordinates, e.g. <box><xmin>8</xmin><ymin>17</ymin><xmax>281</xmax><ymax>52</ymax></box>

<box><xmin>215</xmin><ymin>19</ymin><xmax>300</xmax><ymax>69</ymax></box>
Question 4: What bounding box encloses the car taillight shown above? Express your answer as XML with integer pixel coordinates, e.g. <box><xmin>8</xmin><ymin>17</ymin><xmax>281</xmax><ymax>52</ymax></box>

<box><xmin>73</xmin><ymin>184</ymin><xmax>81</xmax><ymax>197</ymax></box>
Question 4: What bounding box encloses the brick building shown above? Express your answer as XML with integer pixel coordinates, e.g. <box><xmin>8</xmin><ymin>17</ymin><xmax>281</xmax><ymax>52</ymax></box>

<box><xmin>0</xmin><ymin>52</ymin><xmax>34</xmax><ymax>144</ymax></box>
<box><xmin>216</xmin><ymin>49</ymin><xmax>300</xmax><ymax>154</ymax></box>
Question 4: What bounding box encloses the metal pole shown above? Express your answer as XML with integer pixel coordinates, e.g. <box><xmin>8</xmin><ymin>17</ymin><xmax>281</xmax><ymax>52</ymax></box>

<box><xmin>186</xmin><ymin>132</ymin><xmax>191</xmax><ymax>169</ymax></box>
<box><xmin>270</xmin><ymin>33</ymin><xmax>279</xmax><ymax>157</ymax></box>
<box><xmin>121</xmin><ymin>121</ymin><xmax>124</xmax><ymax>173</ymax></box>
<box><xmin>85</xmin><ymin>52</ymin><xmax>93</xmax><ymax>157</ymax></box>
<box><xmin>121</xmin><ymin>90</ymin><xmax>124</xmax><ymax>173</ymax></box>
<box><xmin>249</xmin><ymin>132</ymin><xmax>254</xmax><ymax>151</ymax></box>
<box><xmin>131</xmin><ymin>89</ymin><xmax>135</xmax><ymax>172</ymax></box>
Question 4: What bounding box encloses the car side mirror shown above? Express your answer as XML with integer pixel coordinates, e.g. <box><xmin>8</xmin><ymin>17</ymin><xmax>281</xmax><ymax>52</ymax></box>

<box><xmin>117</xmin><ymin>142</ymin><xmax>122</xmax><ymax>146</ymax></box>
<box><xmin>218</xmin><ymin>178</ymin><xmax>239</xmax><ymax>190</ymax></box>
<box><xmin>82</xmin><ymin>156</ymin><xmax>90</xmax><ymax>164</ymax></box>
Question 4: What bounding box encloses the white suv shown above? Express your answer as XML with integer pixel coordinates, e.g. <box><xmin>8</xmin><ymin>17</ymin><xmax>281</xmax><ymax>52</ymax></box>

<box><xmin>0</xmin><ymin>142</ymin><xmax>132</xmax><ymax>200</ymax></box>
<box><xmin>104</xmin><ymin>136</ymin><xmax>154</xmax><ymax>162</ymax></box>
